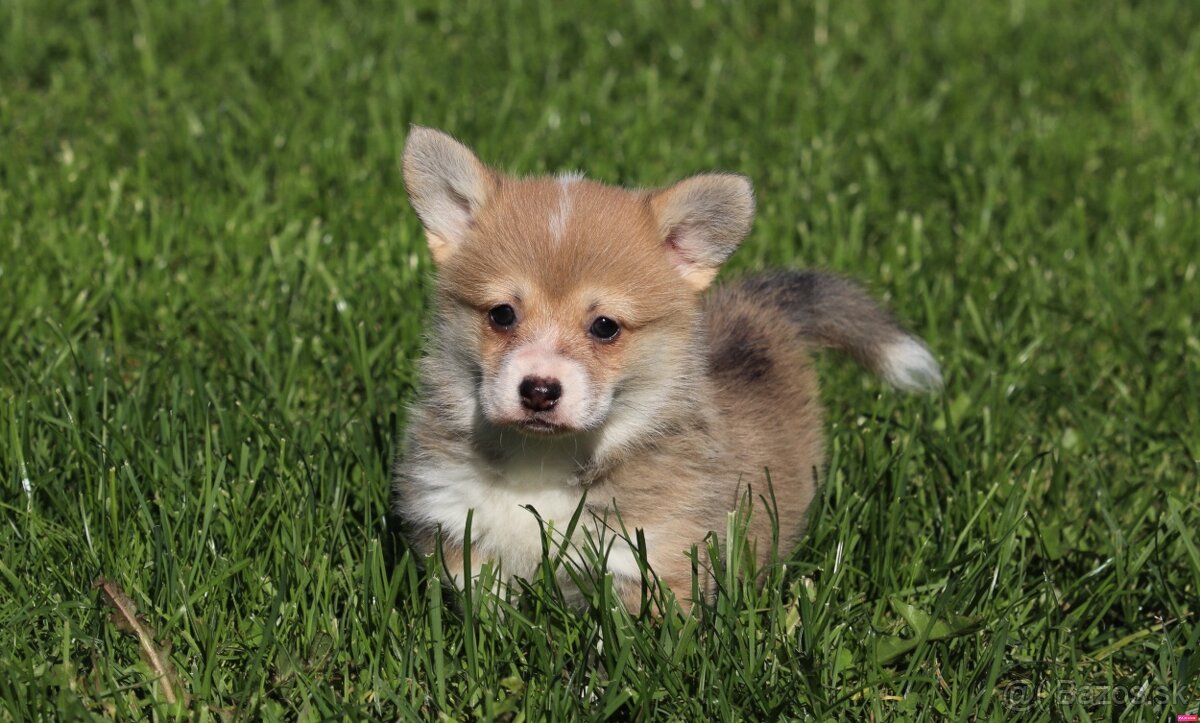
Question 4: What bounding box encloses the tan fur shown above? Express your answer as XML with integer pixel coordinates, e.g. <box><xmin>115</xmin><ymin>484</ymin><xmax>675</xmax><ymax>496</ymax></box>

<box><xmin>393</xmin><ymin>127</ymin><xmax>937</xmax><ymax>614</ymax></box>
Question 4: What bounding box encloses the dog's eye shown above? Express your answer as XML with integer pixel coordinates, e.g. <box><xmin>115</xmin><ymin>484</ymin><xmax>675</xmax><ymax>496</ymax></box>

<box><xmin>488</xmin><ymin>304</ymin><xmax>517</xmax><ymax>329</ymax></box>
<box><xmin>589</xmin><ymin>316</ymin><xmax>620</xmax><ymax>341</ymax></box>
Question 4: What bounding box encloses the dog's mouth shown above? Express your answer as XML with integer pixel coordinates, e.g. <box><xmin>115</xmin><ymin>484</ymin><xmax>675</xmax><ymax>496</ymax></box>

<box><xmin>484</xmin><ymin>411</ymin><xmax>587</xmax><ymax>437</ymax></box>
<box><xmin>516</xmin><ymin>417</ymin><xmax>573</xmax><ymax>436</ymax></box>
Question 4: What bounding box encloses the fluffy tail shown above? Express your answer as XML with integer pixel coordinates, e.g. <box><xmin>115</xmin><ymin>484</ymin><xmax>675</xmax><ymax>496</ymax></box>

<box><xmin>735</xmin><ymin>270</ymin><xmax>942</xmax><ymax>392</ymax></box>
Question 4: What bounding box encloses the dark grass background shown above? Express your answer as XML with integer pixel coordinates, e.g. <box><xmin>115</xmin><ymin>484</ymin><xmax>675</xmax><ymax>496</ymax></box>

<box><xmin>1</xmin><ymin>0</ymin><xmax>1198</xmax><ymax>719</ymax></box>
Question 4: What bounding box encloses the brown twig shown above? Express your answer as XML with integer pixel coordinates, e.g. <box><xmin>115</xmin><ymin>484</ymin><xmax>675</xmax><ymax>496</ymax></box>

<box><xmin>93</xmin><ymin>577</ymin><xmax>187</xmax><ymax>706</ymax></box>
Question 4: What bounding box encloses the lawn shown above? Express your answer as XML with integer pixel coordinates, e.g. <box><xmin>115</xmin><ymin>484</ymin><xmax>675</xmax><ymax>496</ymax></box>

<box><xmin>2</xmin><ymin>0</ymin><xmax>1198</xmax><ymax>719</ymax></box>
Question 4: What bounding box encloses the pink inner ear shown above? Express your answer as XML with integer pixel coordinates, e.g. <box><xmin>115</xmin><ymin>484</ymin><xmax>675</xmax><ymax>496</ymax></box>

<box><xmin>664</xmin><ymin>227</ymin><xmax>681</xmax><ymax>251</ymax></box>
<box><xmin>662</xmin><ymin>225</ymin><xmax>691</xmax><ymax>267</ymax></box>
<box><xmin>663</xmin><ymin>226</ymin><xmax>696</xmax><ymax>274</ymax></box>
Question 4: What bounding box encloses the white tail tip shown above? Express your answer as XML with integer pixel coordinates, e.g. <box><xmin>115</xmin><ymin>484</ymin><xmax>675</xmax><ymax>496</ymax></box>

<box><xmin>880</xmin><ymin>337</ymin><xmax>943</xmax><ymax>393</ymax></box>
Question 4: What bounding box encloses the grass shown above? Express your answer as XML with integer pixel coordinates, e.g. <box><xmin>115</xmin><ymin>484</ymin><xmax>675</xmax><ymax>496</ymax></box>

<box><xmin>1</xmin><ymin>0</ymin><xmax>1198</xmax><ymax>719</ymax></box>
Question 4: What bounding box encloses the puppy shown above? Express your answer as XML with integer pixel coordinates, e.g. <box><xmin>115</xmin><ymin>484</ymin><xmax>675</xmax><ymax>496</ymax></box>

<box><xmin>392</xmin><ymin>127</ymin><xmax>941</xmax><ymax>612</ymax></box>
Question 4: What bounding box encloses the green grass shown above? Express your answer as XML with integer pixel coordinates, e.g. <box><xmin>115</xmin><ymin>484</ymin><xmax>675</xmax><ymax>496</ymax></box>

<box><xmin>2</xmin><ymin>0</ymin><xmax>1199</xmax><ymax>719</ymax></box>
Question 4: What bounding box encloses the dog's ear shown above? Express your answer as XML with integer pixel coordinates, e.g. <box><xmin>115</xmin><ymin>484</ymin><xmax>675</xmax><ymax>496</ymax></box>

<box><xmin>649</xmin><ymin>174</ymin><xmax>755</xmax><ymax>290</ymax></box>
<box><xmin>402</xmin><ymin>127</ymin><xmax>498</xmax><ymax>265</ymax></box>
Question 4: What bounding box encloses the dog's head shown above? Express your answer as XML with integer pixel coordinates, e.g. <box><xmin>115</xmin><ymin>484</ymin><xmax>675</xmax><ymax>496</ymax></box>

<box><xmin>402</xmin><ymin>127</ymin><xmax>755</xmax><ymax>444</ymax></box>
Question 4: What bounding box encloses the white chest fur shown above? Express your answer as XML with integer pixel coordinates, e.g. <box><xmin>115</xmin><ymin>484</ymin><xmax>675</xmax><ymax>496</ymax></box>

<box><xmin>407</xmin><ymin>436</ymin><xmax>595</xmax><ymax>579</ymax></box>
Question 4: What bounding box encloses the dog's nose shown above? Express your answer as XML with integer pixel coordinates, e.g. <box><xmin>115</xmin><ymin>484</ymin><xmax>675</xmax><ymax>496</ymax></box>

<box><xmin>519</xmin><ymin>376</ymin><xmax>562</xmax><ymax>412</ymax></box>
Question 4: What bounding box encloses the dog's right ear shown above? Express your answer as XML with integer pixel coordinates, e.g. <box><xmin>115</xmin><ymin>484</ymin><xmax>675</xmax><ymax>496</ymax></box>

<box><xmin>402</xmin><ymin>127</ymin><xmax>498</xmax><ymax>265</ymax></box>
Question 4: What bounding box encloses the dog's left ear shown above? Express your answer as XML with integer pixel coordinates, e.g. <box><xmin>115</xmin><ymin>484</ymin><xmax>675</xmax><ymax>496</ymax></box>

<box><xmin>402</xmin><ymin>126</ymin><xmax>499</xmax><ymax>265</ymax></box>
<box><xmin>650</xmin><ymin>174</ymin><xmax>755</xmax><ymax>290</ymax></box>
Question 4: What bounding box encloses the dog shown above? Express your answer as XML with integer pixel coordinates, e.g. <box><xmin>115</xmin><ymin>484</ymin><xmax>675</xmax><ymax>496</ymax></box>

<box><xmin>392</xmin><ymin>126</ymin><xmax>941</xmax><ymax>612</ymax></box>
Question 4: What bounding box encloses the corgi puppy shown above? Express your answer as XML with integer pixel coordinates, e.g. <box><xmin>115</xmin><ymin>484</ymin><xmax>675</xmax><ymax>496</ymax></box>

<box><xmin>393</xmin><ymin>127</ymin><xmax>941</xmax><ymax>612</ymax></box>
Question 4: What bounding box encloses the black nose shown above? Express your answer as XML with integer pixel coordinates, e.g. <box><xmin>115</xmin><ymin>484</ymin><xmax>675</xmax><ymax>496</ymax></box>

<box><xmin>519</xmin><ymin>376</ymin><xmax>562</xmax><ymax>412</ymax></box>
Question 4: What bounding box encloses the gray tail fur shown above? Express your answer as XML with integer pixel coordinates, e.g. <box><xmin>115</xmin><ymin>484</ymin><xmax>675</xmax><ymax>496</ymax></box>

<box><xmin>736</xmin><ymin>270</ymin><xmax>942</xmax><ymax>392</ymax></box>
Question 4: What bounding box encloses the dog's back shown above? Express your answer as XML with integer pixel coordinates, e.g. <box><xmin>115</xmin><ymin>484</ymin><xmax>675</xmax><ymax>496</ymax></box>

<box><xmin>704</xmin><ymin>270</ymin><xmax>941</xmax><ymax>559</ymax></box>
